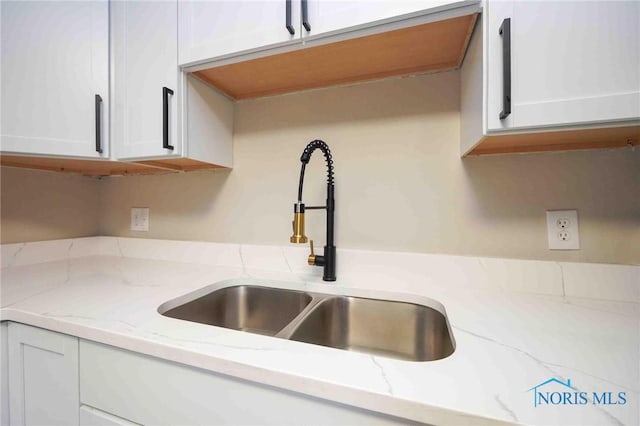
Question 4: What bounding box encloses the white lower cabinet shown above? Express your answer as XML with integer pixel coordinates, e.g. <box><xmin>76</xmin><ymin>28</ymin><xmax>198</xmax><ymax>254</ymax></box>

<box><xmin>3</xmin><ymin>323</ymin><xmax>411</xmax><ymax>425</ymax></box>
<box><xmin>80</xmin><ymin>340</ymin><xmax>410</xmax><ymax>426</ymax></box>
<box><xmin>1</xmin><ymin>323</ymin><xmax>9</xmax><ymax>426</ymax></box>
<box><xmin>7</xmin><ymin>323</ymin><xmax>79</xmax><ymax>426</ymax></box>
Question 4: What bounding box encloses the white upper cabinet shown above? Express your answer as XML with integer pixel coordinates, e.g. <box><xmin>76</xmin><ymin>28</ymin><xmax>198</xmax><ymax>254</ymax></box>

<box><xmin>112</xmin><ymin>0</ymin><xmax>180</xmax><ymax>160</ymax></box>
<box><xmin>486</xmin><ymin>0</ymin><xmax>640</xmax><ymax>132</ymax></box>
<box><xmin>302</xmin><ymin>0</ymin><xmax>472</xmax><ymax>39</ymax></box>
<box><xmin>178</xmin><ymin>0</ymin><xmax>479</xmax><ymax>66</ymax></box>
<box><xmin>460</xmin><ymin>0</ymin><xmax>640</xmax><ymax>155</ymax></box>
<box><xmin>1</xmin><ymin>0</ymin><xmax>109</xmax><ymax>158</ymax></box>
<box><xmin>178</xmin><ymin>0</ymin><xmax>300</xmax><ymax>65</ymax></box>
<box><xmin>114</xmin><ymin>0</ymin><xmax>234</xmax><ymax>167</ymax></box>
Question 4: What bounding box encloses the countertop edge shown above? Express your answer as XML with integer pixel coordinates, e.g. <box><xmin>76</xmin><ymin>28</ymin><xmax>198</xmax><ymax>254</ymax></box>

<box><xmin>0</xmin><ymin>308</ymin><xmax>515</xmax><ymax>426</ymax></box>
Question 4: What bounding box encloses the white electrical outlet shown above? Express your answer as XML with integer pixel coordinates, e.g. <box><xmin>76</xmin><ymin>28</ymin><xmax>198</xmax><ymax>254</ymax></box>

<box><xmin>131</xmin><ymin>208</ymin><xmax>149</xmax><ymax>232</ymax></box>
<box><xmin>546</xmin><ymin>210</ymin><xmax>579</xmax><ymax>250</ymax></box>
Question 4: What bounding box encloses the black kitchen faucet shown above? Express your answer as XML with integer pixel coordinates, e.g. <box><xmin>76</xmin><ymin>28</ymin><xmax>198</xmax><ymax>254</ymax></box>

<box><xmin>290</xmin><ymin>140</ymin><xmax>336</xmax><ymax>282</ymax></box>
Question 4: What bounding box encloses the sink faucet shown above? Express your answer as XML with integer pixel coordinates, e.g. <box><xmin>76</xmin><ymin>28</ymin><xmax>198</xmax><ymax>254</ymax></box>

<box><xmin>290</xmin><ymin>140</ymin><xmax>336</xmax><ymax>281</ymax></box>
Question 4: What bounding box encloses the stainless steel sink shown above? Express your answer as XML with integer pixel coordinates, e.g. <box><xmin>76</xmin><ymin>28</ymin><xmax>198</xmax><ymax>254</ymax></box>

<box><xmin>160</xmin><ymin>282</ymin><xmax>455</xmax><ymax>361</ymax></box>
<box><xmin>161</xmin><ymin>285</ymin><xmax>312</xmax><ymax>336</ymax></box>
<box><xmin>288</xmin><ymin>296</ymin><xmax>454</xmax><ymax>362</ymax></box>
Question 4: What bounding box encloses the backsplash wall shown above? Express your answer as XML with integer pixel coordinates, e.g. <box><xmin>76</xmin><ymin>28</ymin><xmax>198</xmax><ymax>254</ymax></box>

<box><xmin>98</xmin><ymin>72</ymin><xmax>640</xmax><ymax>265</ymax></box>
<box><xmin>1</xmin><ymin>166</ymin><xmax>101</xmax><ymax>243</ymax></box>
<box><xmin>1</xmin><ymin>72</ymin><xmax>637</xmax><ymax>264</ymax></box>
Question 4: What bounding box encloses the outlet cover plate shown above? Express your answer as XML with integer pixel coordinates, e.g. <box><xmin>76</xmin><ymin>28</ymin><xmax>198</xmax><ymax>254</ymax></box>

<box><xmin>131</xmin><ymin>208</ymin><xmax>149</xmax><ymax>232</ymax></box>
<box><xmin>546</xmin><ymin>210</ymin><xmax>579</xmax><ymax>250</ymax></box>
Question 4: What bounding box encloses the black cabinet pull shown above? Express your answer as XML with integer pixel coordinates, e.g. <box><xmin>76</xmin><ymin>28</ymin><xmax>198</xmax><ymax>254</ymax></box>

<box><xmin>302</xmin><ymin>0</ymin><xmax>310</xmax><ymax>31</ymax></box>
<box><xmin>285</xmin><ymin>0</ymin><xmax>295</xmax><ymax>35</ymax></box>
<box><xmin>163</xmin><ymin>87</ymin><xmax>174</xmax><ymax>150</ymax></box>
<box><xmin>95</xmin><ymin>94</ymin><xmax>103</xmax><ymax>153</ymax></box>
<box><xmin>499</xmin><ymin>18</ymin><xmax>511</xmax><ymax>120</ymax></box>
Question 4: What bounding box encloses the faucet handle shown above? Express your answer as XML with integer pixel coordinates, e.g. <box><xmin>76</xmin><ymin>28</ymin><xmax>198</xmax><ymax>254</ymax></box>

<box><xmin>308</xmin><ymin>240</ymin><xmax>315</xmax><ymax>266</ymax></box>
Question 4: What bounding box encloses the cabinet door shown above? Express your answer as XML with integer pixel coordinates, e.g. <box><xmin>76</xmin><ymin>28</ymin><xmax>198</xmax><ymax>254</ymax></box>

<box><xmin>81</xmin><ymin>340</ymin><xmax>410</xmax><ymax>425</ymax></box>
<box><xmin>487</xmin><ymin>0</ymin><xmax>640</xmax><ymax>132</ymax></box>
<box><xmin>1</xmin><ymin>323</ymin><xmax>8</xmax><ymax>426</ymax></box>
<box><xmin>178</xmin><ymin>0</ymin><xmax>300</xmax><ymax>65</ymax></box>
<box><xmin>112</xmin><ymin>0</ymin><xmax>180</xmax><ymax>160</ymax></box>
<box><xmin>303</xmin><ymin>0</ymin><xmax>468</xmax><ymax>39</ymax></box>
<box><xmin>8</xmin><ymin>323</ymin><xmax>79</xmax><ymax>426</ymax></box>
<box><xmin>0</xmin><ymin>0</ymin><xmax>109</xmax><ymax>158</ymax></box>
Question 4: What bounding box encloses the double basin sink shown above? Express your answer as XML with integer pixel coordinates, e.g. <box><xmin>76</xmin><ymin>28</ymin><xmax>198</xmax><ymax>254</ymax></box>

<box><xmin>159</xmin><ymin>284</ymin><xmax>455</xmax><ymax>362</ymax></box>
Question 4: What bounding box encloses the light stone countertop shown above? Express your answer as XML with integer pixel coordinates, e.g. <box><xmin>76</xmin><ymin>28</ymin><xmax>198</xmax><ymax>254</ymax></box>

<box><xmin>1</xmin><ymin>237</ymin><xmax>638</xmax><ymax>425</ymax></box>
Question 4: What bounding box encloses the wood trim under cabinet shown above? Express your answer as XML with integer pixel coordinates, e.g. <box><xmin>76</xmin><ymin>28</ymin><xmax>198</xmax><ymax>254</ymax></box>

<box><xmin>0</xmin><ymin>155</ymin><xmax>226</xmax><ymax>176</ymax></box>
<box><xmin>135</xmin><ymin>158</ymin><xmax>227</xmax><ymax>172</ymax></box>
<box><xmin>0</xmin><ymin>155</ymin><xmax>171</xmax><ymax>176</ymax></box>
<box><xmin>194</xmin><ymin>14</ymin><xmax>478</xmax><ymax>100</ymax></box>
<box><xmin>466</xmin><ymin>125</ymin><xmax>640</xmax><ymax>156</ymax></box>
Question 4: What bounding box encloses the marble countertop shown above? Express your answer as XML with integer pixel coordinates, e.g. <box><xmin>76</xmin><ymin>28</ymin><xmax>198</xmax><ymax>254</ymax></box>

<box><xmin>1</xmin><ymin>237</ymin><xmax>638</xmax><ymax>425</ymax></box>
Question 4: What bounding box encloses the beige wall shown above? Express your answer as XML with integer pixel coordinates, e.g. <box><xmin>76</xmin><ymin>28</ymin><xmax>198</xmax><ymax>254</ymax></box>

<box><xmin>1</xmin><ymin>166</ymin><xmax>101</xmax><ymax>243</ymax></box>
<box><xmin>98</xmin><ymin>72</ymin><xmax>640</xmax><ymax>265</ymax></box>
<box><xmin>1</xmin><ymin>72</ymin><xmax>638</xmax><ymax>264</ymax></box>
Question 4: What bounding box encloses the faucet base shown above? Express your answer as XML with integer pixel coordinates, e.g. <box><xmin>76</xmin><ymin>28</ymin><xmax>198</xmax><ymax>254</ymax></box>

<box><xmin>322</xmin><ymin>246</ymin><xmax>336</xmax><ymax>282</ymax></box>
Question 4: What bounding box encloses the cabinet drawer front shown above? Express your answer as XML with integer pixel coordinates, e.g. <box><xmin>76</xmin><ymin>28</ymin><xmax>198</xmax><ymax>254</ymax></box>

<box><xmin>80</xmin><ymin>340</ymin><xmax>411</xmax><ymax>426</ymax></box>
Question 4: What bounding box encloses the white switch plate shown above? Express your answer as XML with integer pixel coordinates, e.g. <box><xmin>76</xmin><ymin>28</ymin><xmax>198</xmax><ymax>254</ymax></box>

<box><xmin>131</xmin><ymin>208</ymin><xmax>149</xmax><ymax>232</ymax></box>
<box><xmin>546</xmin><ymin>210</ymin><xmax>579</xmax><ymax>250</ymax></box>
